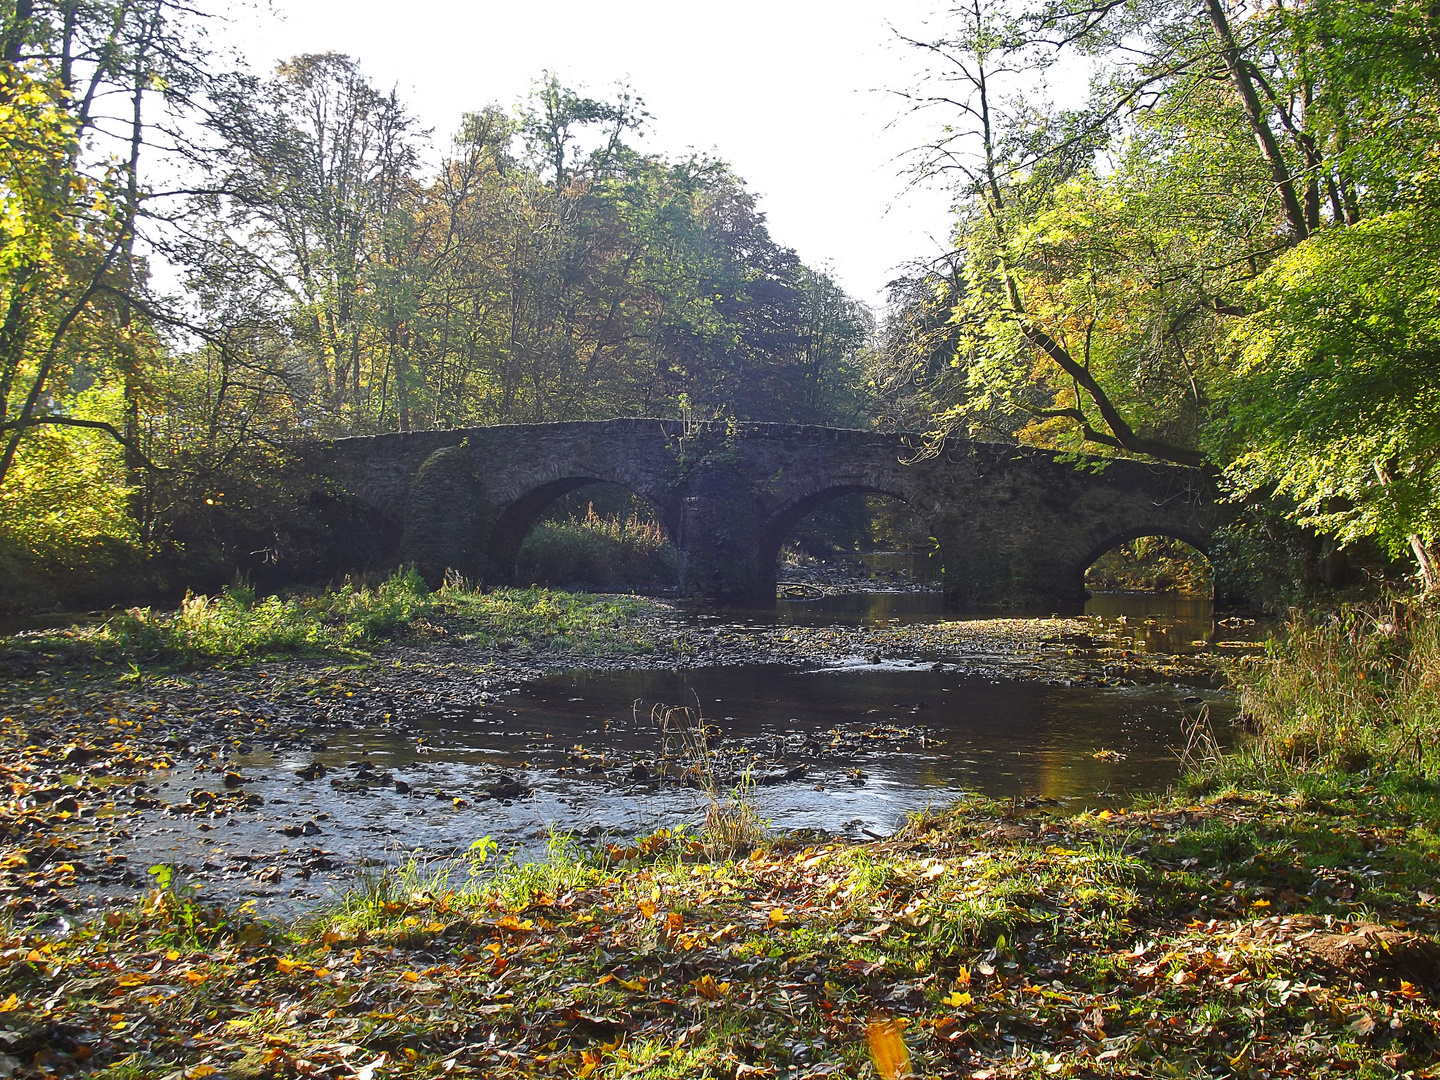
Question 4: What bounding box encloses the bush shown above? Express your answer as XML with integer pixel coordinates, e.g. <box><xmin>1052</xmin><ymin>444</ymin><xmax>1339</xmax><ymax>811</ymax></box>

<box><xmin>516</xmin><ymin>506</ymin><xmax>676</xmax><ymax>590</ymax></box>
<box><xmin>94</xmin><ymin>567</ymin><xmax>432</xmax><ymax>660</ymax></box>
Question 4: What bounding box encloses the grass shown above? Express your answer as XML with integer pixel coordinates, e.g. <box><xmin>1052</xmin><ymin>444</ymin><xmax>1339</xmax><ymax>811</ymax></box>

<box><xmin>4</xmin><ymin>776</ymin><xmax>1437</xmax><ymax>1080</ymax></box>
<box><xmin>1229</xmin><ymin>596</ymin><xmax>1440</xmax><ymax>772</ymax></box>
<box><xmin>0</xmin><ymin>569</ymin><xmax>673</xmax><ymax>665</ymax></box>
<box><xmin>517</xmin><ymin>506</ymin><xmax>677</xmax><ymax>591</ymax></box>
<box><xmin>653</xmin><ymin>702</ymin><xmax>766</xmax><ymax>861</ymax></box>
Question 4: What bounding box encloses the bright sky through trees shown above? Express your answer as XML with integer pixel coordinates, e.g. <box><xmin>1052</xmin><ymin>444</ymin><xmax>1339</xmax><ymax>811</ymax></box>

<box><xmin>221</xmin><ymin>0</ymin><xmax>955</xmax><ymax>307</ymax></box>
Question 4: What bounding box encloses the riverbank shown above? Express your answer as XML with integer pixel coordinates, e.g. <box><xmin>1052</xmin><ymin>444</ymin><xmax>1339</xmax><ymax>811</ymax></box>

<box><xmin>0</xmin><ymin>586</ymin><xmax>1227</xmax><ymax>924</ymax></box>
<box><xmin>0</xmin><ymin>769</ymin><xmax>1435</xmax><ymax>1079</ymax></box>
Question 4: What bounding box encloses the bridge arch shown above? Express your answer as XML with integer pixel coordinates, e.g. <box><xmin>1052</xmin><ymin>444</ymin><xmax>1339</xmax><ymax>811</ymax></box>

<box><xmin>759</xmin><ymin>485</ymin><xmax>946</xmax><ymax>591</ymax></box>
<box><xmin>487</xmin><ymin>476</ymin><xmax>679</xmax><ymax>586</ymax></box>
<box><xmin>1080</xmin><ymin>528</ymin><xmax>1214</xmax><ymax>597</ymax></box>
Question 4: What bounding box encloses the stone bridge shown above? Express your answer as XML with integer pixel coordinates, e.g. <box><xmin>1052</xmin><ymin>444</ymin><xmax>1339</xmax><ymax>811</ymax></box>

<box><xmin>295</xmin><ymin>419</ymin><xmax>1223</xmax><ymax>611</ymax></box>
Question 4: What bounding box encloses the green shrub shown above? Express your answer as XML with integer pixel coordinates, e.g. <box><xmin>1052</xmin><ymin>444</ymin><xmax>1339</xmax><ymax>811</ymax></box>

<box><xmin>516</xmin><ymin>506</ymin><xmax>676</xmax><ymax>590</ymax></box>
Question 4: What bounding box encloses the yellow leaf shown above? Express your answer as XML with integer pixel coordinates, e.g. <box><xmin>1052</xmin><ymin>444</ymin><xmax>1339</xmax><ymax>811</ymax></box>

<box><xmin>275</xmin><ymin>956</ymin><xmax>299</xmax><ymax>974</ymax></box>
<box><xmin>691</xmin><ymin>974</ymin><xmax>730</xmax><ymax>1000</ymax></box>
<box><xmin>598</xmin><ymin>973</ymin><xmax>649</xmax><ymax>992</ymax></box>
<box><xmin>638</xmin><ymin>900</ymin><xmax>657</xmax><ymax>919</ymax></box>
<box><xmin>866</xmin><ymin>1016</ymin><xmax>912</xmax><ymax>1080</ymax></box>
<box><xmin>185</xmin><ymin>1066</ymin><xmax>219</xmax><ymax>1079</ymax></box>
<box><xmin>767</xmin><ymin>908</ymin><xmax>788</xmax><ymax>927</ymax></box>
<box><xmin>185</xmin><ymin>971</ymin><xmax>208</xmax><ymax>985</ymax></box>
<box><xmin>401</xmin><ymin>971</ymin><xmax>420</xmax><ymax>983</ymax></box>
<box><xmin>943</xmin><ymin>991</ymin><xmax>973</xmax><ymax>1007</ymax></box>
<box><xmin>0</xmin><ymin>994</ymin><xmax>17</xmax><ymax>1013</ymax></box>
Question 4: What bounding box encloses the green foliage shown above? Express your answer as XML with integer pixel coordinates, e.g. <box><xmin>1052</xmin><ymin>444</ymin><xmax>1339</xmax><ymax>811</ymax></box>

<box><xmin>515</xmin><ymin>506</ymin><xmax>676</xmax><ymax>590</ymax></box>
<box><xmin>1221</xmin><ymin>208</ymin><xmax>1440</xmax><ymax>562</ymax></box>
<box><xmin>1230</xmin><ymin>599</ymin><xmax>1440</xmax><ymax>771</ymax></box>
<box><xmin>11</xmin><ymin>573</ymin><xmax>665</xmax><ymax>663</ymax></box>
<box><xmin>882</xmin><ymin>0</ymin><xmax>1440</xmax><ymax>591</ymax></box>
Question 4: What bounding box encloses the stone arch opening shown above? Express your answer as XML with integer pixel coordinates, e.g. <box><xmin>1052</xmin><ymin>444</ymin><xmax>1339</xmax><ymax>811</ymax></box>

<box><xmin>1081</xmin><ymin>529</ymin><xmax>1213</xmax><ymax>597</ymax></box>
<box><xmin>764</xmin><ymin>487</ymin><xmax>942</xmax><ymax>596</ymax></box>
<box><xmin>489</xmin><ymin>479</ymin><xmax>679</xmax><ymax>591</ymax></box>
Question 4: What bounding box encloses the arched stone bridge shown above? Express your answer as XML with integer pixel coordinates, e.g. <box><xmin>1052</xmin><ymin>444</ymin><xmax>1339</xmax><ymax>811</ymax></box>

<box><xmin>296</xmin><ymin>419</ymin><xmax>1223</xmax><ymax>611</ymax></box>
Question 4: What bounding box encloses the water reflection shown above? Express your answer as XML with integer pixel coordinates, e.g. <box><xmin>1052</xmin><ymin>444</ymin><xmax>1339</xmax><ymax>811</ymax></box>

<box><xmin>775</xmin><ymin>587</ymin><xmax>1268</xmax><ymax>655</ymax></box>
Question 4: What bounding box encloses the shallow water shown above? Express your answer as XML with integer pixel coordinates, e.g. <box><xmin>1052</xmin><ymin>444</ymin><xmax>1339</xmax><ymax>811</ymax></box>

<box><xmin>124</xmin><ymin>637</ymin><xmax>1233</xmax><ymax>912</ymax></box>
<box><xmin>773</xmin><ymin>587</ymin><xmax>1237</xmax><ymax>649</ymax></box>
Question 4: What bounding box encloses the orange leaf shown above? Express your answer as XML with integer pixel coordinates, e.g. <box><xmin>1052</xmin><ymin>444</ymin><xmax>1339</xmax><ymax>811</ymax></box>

<box><xmin>866</xmin><ymin>1016</ymin><xmax>912</xmax><ymax>1080</ymax></box>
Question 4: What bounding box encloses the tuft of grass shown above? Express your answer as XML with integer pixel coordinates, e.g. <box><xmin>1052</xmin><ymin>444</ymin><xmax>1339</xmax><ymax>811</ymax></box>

<box><xmin>654</xmin><ymin>702</ymin><xmax>765</xmax><ymax>860</ymax></box>
<box><xmin>1229</xmin><ymin>597</ymin><xmax>1440</xmax><ymax>772</ymax></box>
<box><xmin>516</xmin><ymin>505</ymin><xmax>677</xmax><ymax>590</ymax></box>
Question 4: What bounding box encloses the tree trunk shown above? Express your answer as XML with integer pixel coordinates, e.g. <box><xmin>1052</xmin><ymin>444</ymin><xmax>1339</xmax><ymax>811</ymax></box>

<box><xmin>1203</xmin><ymin>0</ymin><xmax>1308</xmax><ymax>240</ymax></box>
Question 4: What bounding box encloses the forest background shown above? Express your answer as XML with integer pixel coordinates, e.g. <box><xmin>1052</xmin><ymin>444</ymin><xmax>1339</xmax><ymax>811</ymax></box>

<box><xmin>2</xmin><ymin>0</ymin><xmax>1439</xmax><ymax>610</ymax></box>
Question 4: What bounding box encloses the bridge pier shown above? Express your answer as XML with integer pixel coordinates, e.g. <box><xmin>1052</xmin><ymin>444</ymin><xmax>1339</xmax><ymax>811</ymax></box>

<box><xmin>936</xmin><ymin>533</ymin><xmax>1090</xmax><ymax>613</ymax></box>
<box><xmin>676</xmin><ymin>464</ymin><xmax>773</xmax><ymax>606</ymax></box>
<box><xmin>398</xmin><ymin>443</ymin><xmax>487</xmax><ymax>586</ymax></box>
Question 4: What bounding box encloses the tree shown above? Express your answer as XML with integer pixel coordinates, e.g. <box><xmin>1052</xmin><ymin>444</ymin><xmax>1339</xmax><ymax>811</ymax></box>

<box><xmin>0</xmin><ymin>0</ymin><xmax>206</xmax><ymax>493</ymax></box>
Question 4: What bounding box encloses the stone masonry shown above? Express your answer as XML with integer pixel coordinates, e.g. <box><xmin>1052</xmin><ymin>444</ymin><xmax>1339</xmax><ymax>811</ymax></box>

<box><xmin>293</xmin><ymin>419</ymin><xmax>1224</xmax><ymax>611</ymax></box>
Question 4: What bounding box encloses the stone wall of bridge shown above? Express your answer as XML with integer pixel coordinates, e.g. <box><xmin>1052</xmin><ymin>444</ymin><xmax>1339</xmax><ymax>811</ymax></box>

<box><xmin>293</xmin><ymin>419</ymin><xmax>1224</xmax><ymax>611</ymax></box>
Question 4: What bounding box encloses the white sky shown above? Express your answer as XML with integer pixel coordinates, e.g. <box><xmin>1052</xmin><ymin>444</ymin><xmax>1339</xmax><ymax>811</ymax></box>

<box><xmin>214</xmin><ymin>0</ymin><xmax>961</xmax><ymax>309</ymax></box>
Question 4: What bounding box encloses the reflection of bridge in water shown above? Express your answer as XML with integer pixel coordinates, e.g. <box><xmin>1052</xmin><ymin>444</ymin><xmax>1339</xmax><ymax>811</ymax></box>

<box><xmin>296</xmin><ymin>420</ymin><xmax>1224</xmax><ymax>611</ymax></box>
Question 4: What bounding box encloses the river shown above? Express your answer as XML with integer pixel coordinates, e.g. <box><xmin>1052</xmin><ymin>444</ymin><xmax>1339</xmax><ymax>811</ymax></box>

<box><xmin>109</xmin><ymin>589</ymin><xmax>1250</xmax><ymax>913</ymax></box>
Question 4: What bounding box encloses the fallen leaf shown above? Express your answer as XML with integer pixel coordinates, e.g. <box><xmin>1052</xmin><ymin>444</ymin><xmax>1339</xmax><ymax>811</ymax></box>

<box><xmin>867</xmin><ymin>1016</ymin><xmax>912</xmax><ymax>1080</ymax></box>
<box><xmin>691</xmin><ymin>974</ymin><xmax>729</xmax><ymax>1000</ymax></box>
